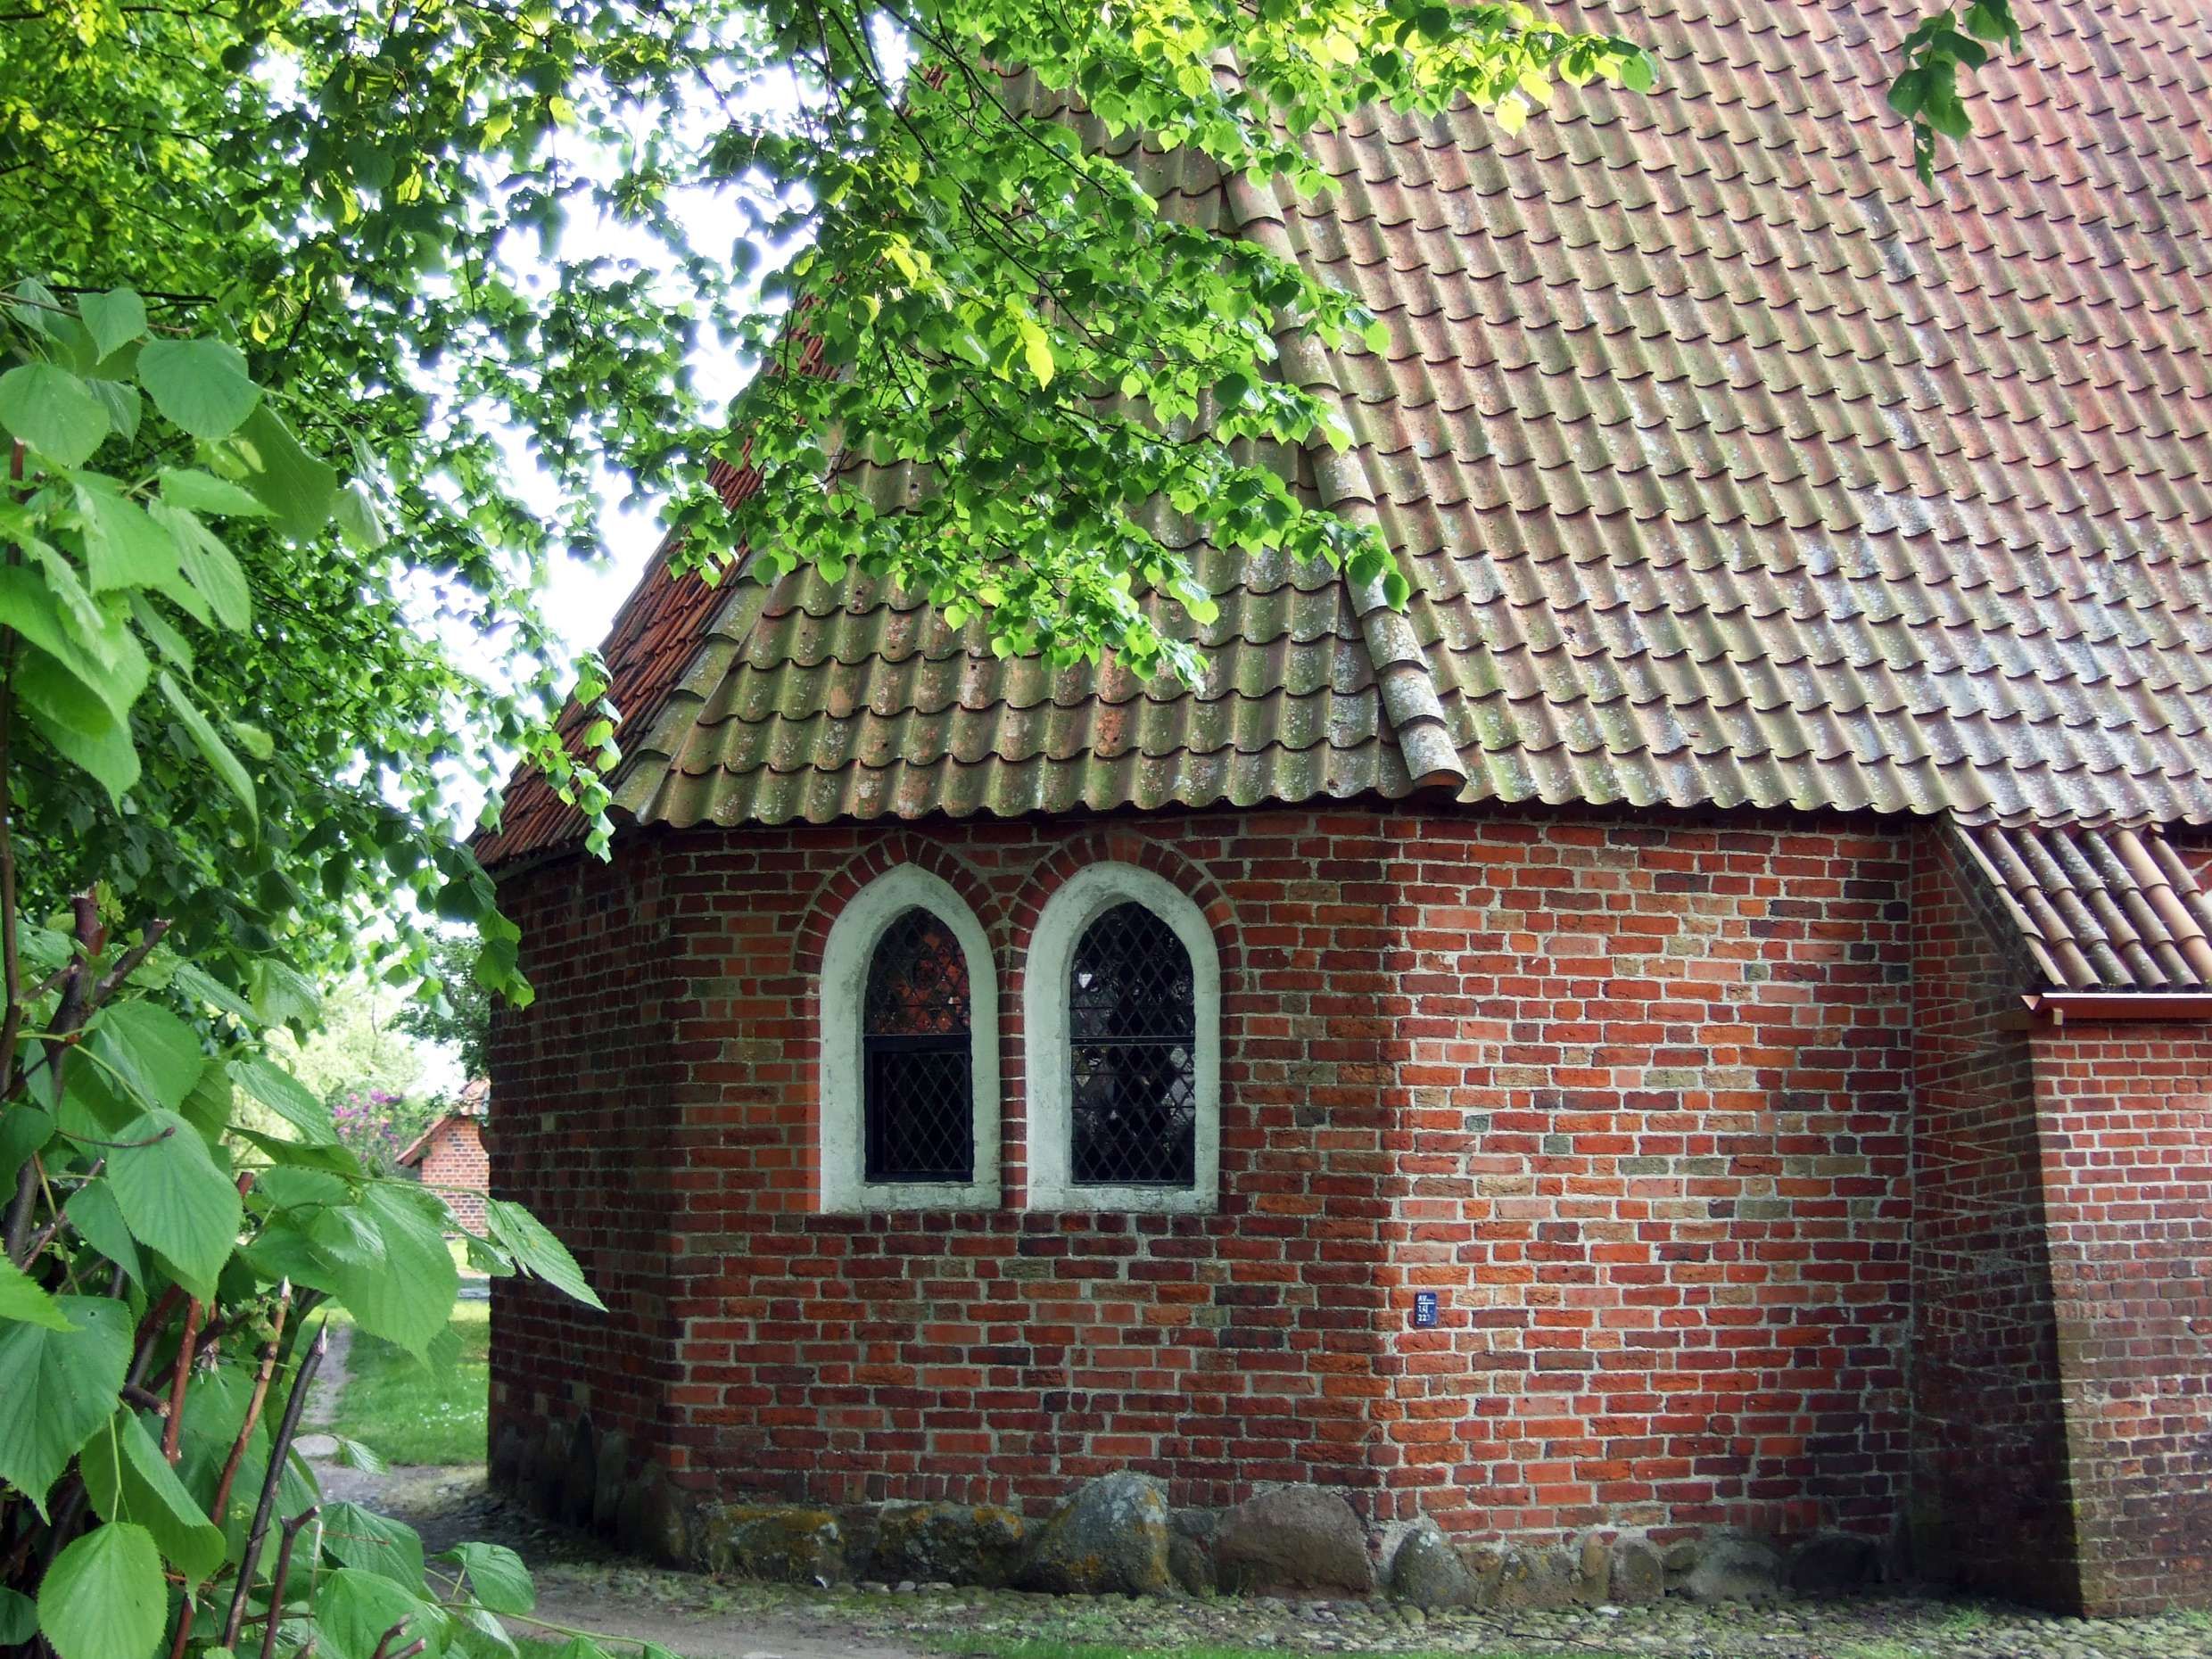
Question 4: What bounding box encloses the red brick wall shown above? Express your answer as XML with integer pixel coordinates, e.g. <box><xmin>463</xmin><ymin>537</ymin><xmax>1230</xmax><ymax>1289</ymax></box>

<box><xmin>1375</xmin><ymin>819</ymin><xmax>1914</xmax><ymax>1543</ymax></box>
<box><xmin>1907</xmin><ymin>830</ymin><xmax>2080</xmax><ymax>1605</ymax></box>
<box><xmin>487</xmin><ymin>840</ymin><xmax>687</xmax><ymax>1473</ymax></box>
<box><xmin>2028</xmin><ymin>1025</ymin><xmax>2212</xmax><ymax>1614</ymax></box>
<box><xmin>421</xmin><ymin>1118</ymin><xmax>490</xmax><ymax>1231</ymax></box>
<box><xmin>492</xmin><ymin>805</ymin><xmax>1920</xmax><ymax>1547</ymax></box>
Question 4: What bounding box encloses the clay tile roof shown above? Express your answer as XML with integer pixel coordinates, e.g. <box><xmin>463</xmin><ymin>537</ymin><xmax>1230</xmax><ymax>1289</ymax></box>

<box><xmin>481</xmin><ymin>0</ymin><xmax>2212</xmax><ymax>865</ymax></box>
<box><xmin>1955</xmin><ymin>821</ymin><xmax>2212</xmax><ymax>991</ymax></box>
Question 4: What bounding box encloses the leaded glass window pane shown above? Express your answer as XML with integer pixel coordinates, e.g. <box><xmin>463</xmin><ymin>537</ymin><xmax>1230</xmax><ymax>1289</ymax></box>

<box><xmin>862</xmin><ymin>909</ymin><xmax>973</xmax><ymax>1183</ymax></box>
<box><xmin>1069</xmin><ymin>902</ymin><xmax>1196</xmax><ymax>1186</ymax></box>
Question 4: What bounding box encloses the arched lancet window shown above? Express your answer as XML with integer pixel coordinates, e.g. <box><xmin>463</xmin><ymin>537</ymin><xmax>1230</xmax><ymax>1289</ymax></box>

<box><xmin>1069</xmin><ymin>903</ymin><xmax>1197</xmax><ymax>1187</ymax></box>
<box><xmin>1025</xmin><ymin>863</ymin><xmax>1221</xmax><ymax>1213</ymax></box>
<box><xmin>862</xmin><ymin>909</ymin><xmax>975</xmax><ymax>1183</ymax></box>
<box><xmin>819</xmin><ymin>865</ymin><xmax>999</xmax><ymax>1212</ymax></box>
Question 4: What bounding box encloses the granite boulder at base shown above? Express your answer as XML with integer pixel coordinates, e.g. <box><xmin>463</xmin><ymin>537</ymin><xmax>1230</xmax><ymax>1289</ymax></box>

<box><xmin>492</xmin><ymin>1432</ymin><xmax>1902</xmax><ymax>1615</ymax></box>
<box><xmin>871</xmin><ymin>1502</ymin><xmax>1028</xmax><ymax>1589</ymax></box>
<box><xmin>1385</xmin><ymin>1523</ymin><xmax>1480</xmax><ymax>1610</ymax></box>
<box><xmin>1685</xmin><ymin>1535</ymin><xmax>1787</xmax><ymax>1605</ymax></box>
<box><xmin>1214</xmin><ymin>1487</ymin><xmax>1374</xmax><ymax>1596</ymax></box>
<box><xmin>1609</xmin><ymin>1537</ymin><xmax>1666</xmax><ymax>1605</ymax></box>
<box><xmin>1013</xmin><ymin>1472</ymin><xmax>1174</xmax><ymax>1597</ymax></box>
<box><xmin>1787</xmin><ymin>1533</ymin><xmax>1884</xmax><ymax>1597</ymax></box>
<box><xmin>697</xmin><ymin>1503</ymin><xmax>845</xmax><ymax>1585</ymax></box>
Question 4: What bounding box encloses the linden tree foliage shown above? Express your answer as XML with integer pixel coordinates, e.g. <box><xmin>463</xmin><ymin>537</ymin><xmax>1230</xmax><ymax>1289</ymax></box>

<box><xmin>0</xmin><ymin>291</ymin><xmax>609</xmax><ymax>1659</ymax></box>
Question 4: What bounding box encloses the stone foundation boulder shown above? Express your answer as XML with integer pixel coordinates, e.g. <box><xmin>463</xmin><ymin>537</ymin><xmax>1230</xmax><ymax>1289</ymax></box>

<box><xmin>698</xmin><ymin>1503</ymin><xmax>845</xmax><ymax>1586</ymax></box>
<box><xmin>1787</xmin><ymin>1532</ymin><xmax>1881</xmax><ymax>1596</ymax></box>
<box><xmin>488</xmin><ymin>1422</ymin><xmax>527</xmax><ymax>1493</ymax></box>
<box><xmin>590</xmin><ymin>1431</ymin><xmax>629</xmax><ymax>1534</ymax></box>
<box><xmin>871</xmin><ymin>1502</ymin><xmax>1028</xmax><ymax>1588</ymax></box>
<box><xmin>1385</xmin><ymin>1523</ymin><xmax>1478</xmax><ymax>1609</ymax></box>
<box><xmin>1168</xmin><ymin>1508</ymin><xmax>1218</xmax><ymax>1596</ymax></box>
<box><xmin>1215</xmin><ymin>1486</ymin><xmax>1374</xmax><ymax>1596</ymax></box>
<box><xmin>1015</xmin><ymin>1473</ymin><xmax>1173</xmax><ymax>1597</ymax></box>
<box><xmin>559</xmin><ymin>1416</ymin><xmax>598</xmax><ymax>1528</ymax></box>
<box><xmin>615</xmin><ymin>1467</ymin><xmax>692</xmax><ymax>1568</ymax></box>
<box><xmin>1608</xmin><ymin>1537</ymin><xmax>1665</xmax><ymax>1604</ymax></box>
<box><xmin>1482</xmin><ymin>1543</ymin><xmax>1581</xmax><ymax>1611</ymax></box>
<box><xmin>1685</xmin><ymin>1534</ymin><xmax>1786</xmax><ymax>1604</ymax></box>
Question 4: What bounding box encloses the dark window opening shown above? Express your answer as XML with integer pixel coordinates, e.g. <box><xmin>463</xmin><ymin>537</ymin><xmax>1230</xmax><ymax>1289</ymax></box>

<box><xmin>862</xmin><ymin>908</ymin><xmax>974</xmax><ymax>1183</ymax></box>
<box><xmin>1069</xmin><ymin>902</ymin><xmax>1197</xmax><ymax>1187</ymax></box>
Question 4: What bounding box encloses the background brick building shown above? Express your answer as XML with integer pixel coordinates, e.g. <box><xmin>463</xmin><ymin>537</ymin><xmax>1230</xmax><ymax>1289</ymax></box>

<box><xmin>399</xmin><ymin>1077</ymin><xmax>491</xmax><ymax>1232</ymax></box>
<box><xmin>479</xmin><ymin>0</ymin><xmax>2212</xmax><ymax>1618</ymax></box>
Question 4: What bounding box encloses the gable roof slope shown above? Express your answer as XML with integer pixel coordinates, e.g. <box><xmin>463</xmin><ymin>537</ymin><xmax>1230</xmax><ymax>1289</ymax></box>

<box><xmin>484</xmin><ymin>0</ymin><xmax>2212</xmax><ymax>867</ymax></box>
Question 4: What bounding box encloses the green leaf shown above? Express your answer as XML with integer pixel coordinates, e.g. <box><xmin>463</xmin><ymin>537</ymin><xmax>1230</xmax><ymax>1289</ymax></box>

<box><xmin>554</xmin><ymin>1641</ymin><xmax>612</xmax><ymax>1659</ymax></box>
<box><xmin>107</xmin><ymin>1109</ymin><xmax>242</xmax><ymax>1297</ymax></box>
<box><xmin>0</xmin><ymin>565</ymin><xmax>86</xmax><ymax>677</ymax></box>
<box><xmin>136</xmin><ymin>338</ymin><xmax>260</xmax><ymax>441</ymax></box>
<box><xmin>160</xmin><ymin>673</ymin><xmax>258</xmax><ymax>819</ymax></box>
<box><xmin>73</xmin><ymin>478</ymin><xmax>183</xmax><ymax>593</ymax></box>
<box><xmin>16</xmin><ymin>654</ymin><xmax>139</xmax><ymax>806</ymax></box>
<box><xmin>0</xmin><ymin>1588</ymin><xmax>34</xmax><ymax>1646</ymax></box>
<box><xmin>0</xmin><ymin>363</ymin><xmax>110</xmax><ymax>467</ymax></box>
<box><xmin>461</xmin><ymin>1233</ymin><xmax>513</xmax><ymax>1277</ymax></box>
<box><xmin>0</xmin><ymin>1254</ymin><xmax>72</xmax><ymax>1331</ymax></box>
<box><xmin>334</xmin><ymin>1184</ymin><xmax>459</xmax><ymax>1357</ymax></box>
<box><xmin>0</xmin><ymin>1295</ymin><xmax>132</xmax><ymax>1510</ymax></box>
<box><xmin>80</xmin><ymin>1409</ymin><xmax>227</xmax><ymax>1587</ymax></box>
<box><xmin>87</xmin><ymin>1002</ymin><xmax>207</xmax><ymax>1112</ymax></box>
<box><xmin>483</xmin><ymin>1198</ymin><xmax>605</xmax><ymax>1311</ymax></box>
<box><xmin>314</xmin><ymin>1567</ymin><xmax>443</xmax><ymax>1659</ymax></box>
<box><xmin>63</xmin><ymin>1180</ymin><xmax>144</xmax><ymax>1287</ymax></box>
<box><xmin>153</xmin><ymin>502</ymin><xmax>252</xmax><ymax>630</ymax></box>
<box><xmin>37</xmin><ymin>1523</ymin><xmax>165</xmax><ymax>1659</ymax></box>
<box><xmin>233</xmin><ymin>1127</ymin><xmax>366</xmax><ymax>1178</ymax></box>
<box><xmin>1619</xmin><ymin>51</ymin><xmax>1655</xmax><ymax>94</ymax></box>
<box><xmin>0</xmin><ymin>1103</ymin><xmax>54</xmax><ymax>1187</ymax></box>
<box><xmin>228</xmin><ymin>1058</ymin><xmax>337</xmax><ymax>1142</ymax></box>
<box><xmin>231</xmin><ymin>402</ymin><xmax>336</xmax><ymax>541</ymax></box>
<box><xmin>84</xmin><ymin>378</ymin><xmax>142</xmax><ymax>445</ymax></box>
<box><xmin>80</xmin><ymin>291</ymin><xmax>148</xmax><ymax>361</ymax></box>
<box><xmin>451</xmin><ymin>1542</ymin><xmax>533</xmax><ymax>1615</ymax></box>
<box><xmin>323</xmin><ymin>1500</ymin><xmax>427</xmax><ymax>1592</ymax></box>
<box><xmin>1016</xmin><ymin>315</ymin><xmax>1054</xmax><ymax>388</ymax></box>
<box><xmin>170</xmin><ymin>962</ymin><xmax>258</xmax><ymax>1022</ymax></box>
<box><xmin>333</xmin><ymin>1435</ymin><xmax>389</xmax><ymax>1474</ymax></box>
<box><xmin>157</xmin><ymin>468</ymin><xmax>271</xmax><ymax>518</ymax></box>
<box><xmin>250</xmin><ymin>959</ymin><xmax>322</xmax><ymax>1029</ymax></box>
<box><xmin>334</xmin><ymin>481</ymin><xmax>389</xmax><ymax>551</ymax></box>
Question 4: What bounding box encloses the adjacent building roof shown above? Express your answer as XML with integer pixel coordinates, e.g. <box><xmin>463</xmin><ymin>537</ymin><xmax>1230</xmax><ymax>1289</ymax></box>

<box><xmin>486</xmin><ymin>0</ymin><xmax>2212</xmax><ymax>883</ymax></box>
<box><xmin>1958</xmin><ymin>821</ymin><xmax>2212</xmax><ymax>991</ymax></box>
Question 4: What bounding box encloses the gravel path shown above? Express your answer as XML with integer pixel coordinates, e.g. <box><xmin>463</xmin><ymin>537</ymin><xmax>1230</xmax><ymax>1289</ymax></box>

<box><xmin>304</xmin><ymin>1466</ymin><xmax>2212</xmax><ymax>1659</ymax></box>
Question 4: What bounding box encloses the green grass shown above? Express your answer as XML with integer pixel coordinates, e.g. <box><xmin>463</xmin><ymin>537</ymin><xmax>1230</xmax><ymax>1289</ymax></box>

<box><xmin>330</xmin><ymin>1298</ymin><xmax>490</xmax><ymax>1465</ymax></box>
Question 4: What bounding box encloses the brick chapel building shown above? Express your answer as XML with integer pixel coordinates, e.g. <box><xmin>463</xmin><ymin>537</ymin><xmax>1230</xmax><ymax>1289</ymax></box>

<box><xmin>478</xmin><ymin>0</ymin><xmax>2212</xmax><ymax>1619</ymax></box>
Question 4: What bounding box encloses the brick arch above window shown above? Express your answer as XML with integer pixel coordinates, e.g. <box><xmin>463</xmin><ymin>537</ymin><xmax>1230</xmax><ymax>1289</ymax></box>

<box><xmin>817</xmin><ymin>863</ymin><xmax>1001</xmax><ymax>1213</ymax></box>
<box><xmin>1006</xmin><ymin>830</ymin><xmax>1241</xmax><ymax>974</ymax></box>
<box><xmin>1023</xmin><ymin>862</ymin><xmax>1223</xmax><ymax>1215</ymax></box>
<box><xmin>794</xmin><ymin>836</ymin><xmax>999</xmax><ymax>981</ymax></box>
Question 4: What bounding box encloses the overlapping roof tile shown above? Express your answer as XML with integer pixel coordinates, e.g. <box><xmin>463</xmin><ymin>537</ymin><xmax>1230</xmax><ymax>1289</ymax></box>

<box><xmin>484</xmin><ymin>0</ymin><xmax>2212</xmax><ymax>863</ymax></box>
<box><xmin>1955</xmin><ymin>819</ymin><xmax>2212</xmax><ymax>990</ymax></box>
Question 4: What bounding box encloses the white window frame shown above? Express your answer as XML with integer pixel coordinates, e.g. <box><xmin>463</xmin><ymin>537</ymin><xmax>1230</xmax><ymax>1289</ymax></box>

<box><xmin>1024</xmin><ymin>863</ymin><xmax>1221</xmax><ymax>1214</ymax></box>
<box><xmin>818</xmin><ymin>864</ymin><xmax>999</xmax><ymax>1213</ymax></box>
